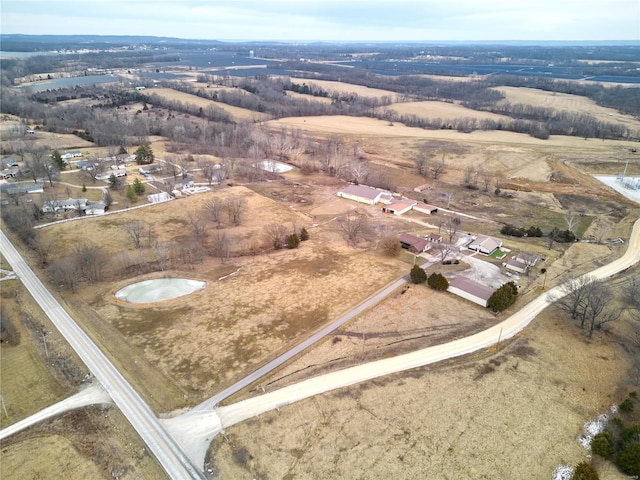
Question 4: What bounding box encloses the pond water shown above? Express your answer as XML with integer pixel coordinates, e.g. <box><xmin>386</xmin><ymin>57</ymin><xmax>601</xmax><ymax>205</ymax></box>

<box><xmin>115</xmin><ymin>278</ymin><xmax>206</xmax><ymax>304</ymax></box>
<box><xmin>260</xmin><ymin>160</ymin><xmax>293</xmax><ymax>173</ymax></box>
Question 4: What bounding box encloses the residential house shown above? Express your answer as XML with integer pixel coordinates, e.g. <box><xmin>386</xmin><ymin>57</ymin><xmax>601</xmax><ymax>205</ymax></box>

<box><xmin>2</xmin><ymin>157</ymin><xmax>19</xmax><ymax>168</ymax></box>
<box><xmin>42</xmin><ymin>198</ymin><xmax>88</xmax><ymax>214</ymax></box>
<box><xmin>505</xmin><ymin>252</ymin><xmax>541</xmax><ymax>274</ymax></box>
<box><xmin>426</xmin><ymin>233</ymin><xmax>443</xmax><ymax>243</ymax></box>
<box><xmin>399</xmin><ymin>233</ymin><xmax>430</xmax><ymax>253</ymax></box>
<box><xmin>2</xmin><ymin>167</ymin><xmax>19</xmax><ymax>179</ymax></box>
<box><xmin>467</xmin><ymin>234</ymin><xmax>503</xmax><ymax>255</ymax></box>
<box><xmin>448</xmin><ymin>276</ymin><xmax>495</xmax><ymax>307</ymax></box>
<box><xmin>173</xmin><ymin>178</ymin><xmax>194</xmax><ymax>189</ymax></box>
<box><xmin>336</xmin><ymin>184</ymin><xmax>389</xmax><ymax>205</ymax></box>
<box><xmin>1</xmin><ymin>183</ymin><xmax>44</xmax><ymax>195</ymax></box>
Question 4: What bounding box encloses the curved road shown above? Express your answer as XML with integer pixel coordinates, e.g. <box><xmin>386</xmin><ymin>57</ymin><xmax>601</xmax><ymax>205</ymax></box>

<box><xmin>0</xmin><ymin>230</ymin><xmax>206</xmax><ymax>480</ymax></box>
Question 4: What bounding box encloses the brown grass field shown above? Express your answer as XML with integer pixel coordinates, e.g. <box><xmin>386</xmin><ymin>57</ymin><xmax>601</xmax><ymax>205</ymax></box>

<box><xmin>380</xmin><ymin>99</ymin><xmax>512</xmax><ymax>121</ymax></box>
<box><xmin>145</xmin><ymin>87</ymin><xmax>271</xmax><ymax>121</ymax></box>
<box><xmin>2</xmin><ymin>76</ymin><xmax>640</xmax><ymax>479</ymax></box>
<box><xmin>494</xmin><ymin>86</ymin><xmax>640</xmax><ymax>131</ymax></box>
<box><xmin>292</xmin><ymin>78</ymin><xmax>401</xmax><ymax>100</ymax></box>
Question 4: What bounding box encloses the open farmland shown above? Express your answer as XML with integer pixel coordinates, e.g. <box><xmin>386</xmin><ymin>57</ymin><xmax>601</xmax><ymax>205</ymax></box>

<box><xmin>145</xmin><ymin>87</ymin><xmax>270</xmax><ymax>121</ymax></box>
<box><xmin>381</xmin><ymin>100</ymin><xmax>512</xmax><ymax>122</ymax></box>
<box><xmin>38</xmin><ymin>185</ymin><xmax>412</xmax><ymax>408</ymax></box>
<box><xmin>493</xmin><ymin>86</ymin><xmax>640</xmax><ymax>131</ymax></box>
<box><xmin>292</xmin><ymin>78</ymin><xmax>401</xmax><ymax>100</ymax></box>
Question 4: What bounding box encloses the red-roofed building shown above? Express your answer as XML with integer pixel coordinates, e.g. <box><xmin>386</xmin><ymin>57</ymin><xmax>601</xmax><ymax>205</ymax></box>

<box><xmin>448</xmin><ymin>276</ymin><xmax>494</xmax><ymax>307</ymax></box>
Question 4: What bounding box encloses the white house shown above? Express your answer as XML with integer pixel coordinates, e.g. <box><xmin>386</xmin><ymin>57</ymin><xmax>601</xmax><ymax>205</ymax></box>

<box><xmin>336</xmin><ymin>184</ymin><xmax>389</xmax><ymax>205</ymax></box>
<box><xmin>467</xmin><ymin>235</ymin><xmax>503</xmax><ymax>255</ymax></box>
<box><xmin>448</xmin><ymin>276</ymin><xmax>494</xmax><ymax>307</ymax></box>
<box><xmin>505</xmin><ymin>252</ymin><xmax>541</xmax><ymax>274</ymax></box>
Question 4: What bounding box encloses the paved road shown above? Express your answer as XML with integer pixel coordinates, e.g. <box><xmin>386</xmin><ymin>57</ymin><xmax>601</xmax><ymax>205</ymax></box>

<box><xmin>215</xmin><ymin>217</ymin><xmax>640</xmax><ymax>430</ymax></box>
<box><xmin>0</xmin><ymin>385</ymin><xmax>111</xmax><ymax>441</ymax></box>
<box><xmin>0</xmin><ymin>230</ymin><xmax>207</xmax><ymax>480</ymax></box>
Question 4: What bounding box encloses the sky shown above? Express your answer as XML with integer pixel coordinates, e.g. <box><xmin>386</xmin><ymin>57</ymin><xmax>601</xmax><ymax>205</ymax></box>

<box><xmin>1</xmin><ymin>0</ymin><xmax>639</xmax><ymax>43</ymax></box>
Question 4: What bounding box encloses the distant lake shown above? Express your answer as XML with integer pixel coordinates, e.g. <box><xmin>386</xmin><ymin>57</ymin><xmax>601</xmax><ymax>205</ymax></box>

<box><xmin>17</xmin><ymin>75</ymin><xmax>121</xmax><ymax>91</ymax></box>
<box><xmin>0</xmin><ymin>50</ymin><xmax>55</xmax><ymax>59</ymax></box>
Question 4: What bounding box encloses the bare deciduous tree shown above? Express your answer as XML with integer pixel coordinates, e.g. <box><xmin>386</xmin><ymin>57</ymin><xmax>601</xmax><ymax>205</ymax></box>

<box><xmin>434</xmin><ymin>243</ymin><xmax>456</xmax><ymax>264</ymax></box>
<box><xmin>125</xmin><ymin>220</ymin><xmax>148</xmax><ymax>249</ymax></box>
<box><xmin>204</xmin><ymin>198</ymin><xmax>225</xmax><ymax>227</ymax></box>
<box><xmin>414</xmin><ymin>153</ymin><xmax>430</xmax><ymax>177</ymax></box>
<box><xmin>565</xmin><ymin>212</ymin><xmax>580</xmax><ymax>233</ymax></box>
<box><xmin>73</xmin><ymin>243</ymin><xmax>106</xmax><ymax>283</ymax></box>
<box><xmin>431</xmin><ymin>156</ymin><xmax>447</xmax><ymax>179</ymax></box>
<box><xmin>225</xmin><ymin>196</ymin><xmax>246</xmax><ymax>226</ymax></box>
<box><xmin>264</xmin><ymin>223</ymin><xmax>289</xmax><ymax>250</ymax></box>
<box><xmin>187</xmin><ymin>212</ymin><xmax>208</xmax><ymax>239</ymax></box>
<box><xmin>49</xmin><ymin>258</ymin><xmax>79</xmax><ymax>292</ymax></box>
<box><xmin>339</xmin><ymin>212</ymin><xmax>370</xmax><ymax>246</ymax></box>
<box><xmin>445</xmin><ymin>216</ymin><xmax>461</xmax><ymax>242</ymax></box>
<box><xmin>211</xmin><ymin>230</ymin><xmax>231</xmax><ymax>262</ymax></box>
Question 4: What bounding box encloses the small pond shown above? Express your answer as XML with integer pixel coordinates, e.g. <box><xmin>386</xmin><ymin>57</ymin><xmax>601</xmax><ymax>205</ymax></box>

<box><xmin>115</xmin><ymin>278</ymin><xmax>206</xmax><ymax>304</ymax></box>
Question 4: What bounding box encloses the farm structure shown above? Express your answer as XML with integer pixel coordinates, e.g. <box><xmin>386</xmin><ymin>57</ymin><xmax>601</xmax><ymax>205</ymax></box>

<box><xmin>447</xmin><ymin>276</ymin><xmax>495</xmax><ymax>307</ymax></box>
<box><xmin>336</xmin><ymin>184</ymin><xmax>439</xmax><ymax>216</ymax></box>
<box><xmin>399</xmin><ymin>233</ymin><xmax>430</xmax><ymax>253</ymax></box>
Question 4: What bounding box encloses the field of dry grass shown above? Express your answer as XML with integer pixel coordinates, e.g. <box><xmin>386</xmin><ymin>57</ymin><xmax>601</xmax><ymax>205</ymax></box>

<box><xmin>146</xmin><ymin>87</ymin><xmax>270</xmax><ymax>121</ymax></box>
<box><xmin>292</xmin><ymin>78</ymin><xmax>401</xmax><ymax>100</ymax></box>
<box><xmin>493</xmin><ymin>86</ymin><xmax>640</xmax><ymax>131</ymax></box>
<box><xmin>381</xmin><ymin>100</ymin><xmax>512</xmax><ymax>121</ymax></box>
<box><xmin>209</xmin><ymin>297</ymin><xmax>636</xmax><ymax>479</ymax></box>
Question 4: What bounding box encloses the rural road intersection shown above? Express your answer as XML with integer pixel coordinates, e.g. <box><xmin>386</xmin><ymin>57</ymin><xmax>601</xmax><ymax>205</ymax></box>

<box><xmin>2</xmin><ymin>217</ymin><xmax>639</xmax><ymax>474</ymax></box>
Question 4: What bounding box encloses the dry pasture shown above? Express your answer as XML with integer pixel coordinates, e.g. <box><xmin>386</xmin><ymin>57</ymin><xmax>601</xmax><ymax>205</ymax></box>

<box><xmin>493</xmin><ymin>86</ymin><xmax>640</xmax><ymax>131</ymax></box>
<box><xmin>382</xmin><ymin>100</ymin><xmax>512</xmax><ymax>122</ymax></box>
<box><xmin>146</xmin><ymin>87</ymin><xmax>270</xmax><ymax>121</ymax></box>
<box><xmin>292</xmin><ymin>78</ymin><xmax>400</xmax><ymax>100</ymax></box>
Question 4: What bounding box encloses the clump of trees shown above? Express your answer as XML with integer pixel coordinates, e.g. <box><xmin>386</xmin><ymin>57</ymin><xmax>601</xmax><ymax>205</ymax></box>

<box><xmin>500</xmin><ymin>224</ymin><xmax>543</xmax><ymax>237</ymax></box>
<box><xmin>556</xmin><ymin>276</ymin><xmax>620</xmax><ymax>338</ymax></box>
<box><xmin>427</xmin><ymin>272</ymin><xmax>449</xmax><ymax>290</ymax></box>
<box><xmin>588</xmin><ymin>393</ymin><xmax>640</xmax><ymax>477</ymax></box>
<box><xmin>487</xmin><ymin>282</ymin><xmax>518</xmax><ymax>312</ymax></box>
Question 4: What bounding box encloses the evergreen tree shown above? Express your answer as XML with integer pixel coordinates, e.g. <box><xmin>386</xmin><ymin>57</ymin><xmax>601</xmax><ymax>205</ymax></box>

<box><xmin>300</xmin><ymin>227</ymin><xmax>309</xmax><ymax>241</ymax></box>
<box><xmin>51</xmin><ymin>150</ymin><xmax>66</xmax><ymax>171</ymax></box>
<box><xmin>108</xmin><ymin>173</ymin><xmax>119</xmax><ymax>190</ymax></box>
<box><xmin>135</xmin><ymin>144</ymin><xmax>154</xmax><ymax>165</ymax></box>
<box><xmin>286</xmin><ymin>233</ymin><xmax>300</xmax><ymax>249</ymax></box>
<box><xmin>571</xmin><ymin>462</ymin><xmax>599</xmax><ymax>480</ymax></box>
<box><xmin>133</xmin><ymin>177</ymin><xmax>145</xmax><ymax>195</ymax></box>
<box><xmin>125</xmin><ymin>184</ymin><xmax>137</xmax><ymax>203</ymax></box>
<box><xmin>427</xmin><ymin>272</ymin><xmax>449</xmax><ymax>290</ymax></box>
<box><xmin>487</xmin><ymin>282</ymin><xmax>518</xmax><ymax>312</ymax></box>
<box><xmin>410</xmin><ymin>264</ymin><xmax>427</xmax><ymax>284</ymax></box>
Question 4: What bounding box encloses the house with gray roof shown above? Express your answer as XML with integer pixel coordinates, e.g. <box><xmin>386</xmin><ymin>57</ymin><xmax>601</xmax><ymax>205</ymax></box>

<box><xmin>336</xmin><ymin>184</ymin><xmax>389</xmax><ymax>205</ymax></box>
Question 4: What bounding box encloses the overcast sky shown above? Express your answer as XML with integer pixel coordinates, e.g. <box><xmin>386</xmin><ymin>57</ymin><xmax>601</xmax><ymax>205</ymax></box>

<box><xmin>2</xmin><ymin>0</ymin><xmax>639</xmax><ymax>42</ymax></box>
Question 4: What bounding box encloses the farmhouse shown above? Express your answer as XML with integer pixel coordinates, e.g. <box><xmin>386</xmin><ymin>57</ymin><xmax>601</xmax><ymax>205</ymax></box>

<box><xmin>399</xmin><ymin>233</ymin><xmax>430</xmax><ymax>253</ymax></box>
<box><xmin>447</xmin><ymin>276</ymin><xmax>494</xmax><ymax>307</ymax></box>
<box><xmin>336</xmin><ymin>184</ymin><xmax>389</xmax><ymax>205</ymax></box>
<box><xmin>467</xmin><ymin>234</ymin><xmax>503</xmax><ymax>255</ymax></box>
<box><xmin>2</xmin><ymin>167</ymin><xmax>19</xmax><ymax>179</ymax></box>
<box><xmin>84</xmin><ymin>202</ymin><xmax>106</xmax><ymax>215</ymax></box>
<box><xmin>382</xmin><ymin>198</ymin><xmax>417</xmax><ymax>215</ymax></box>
